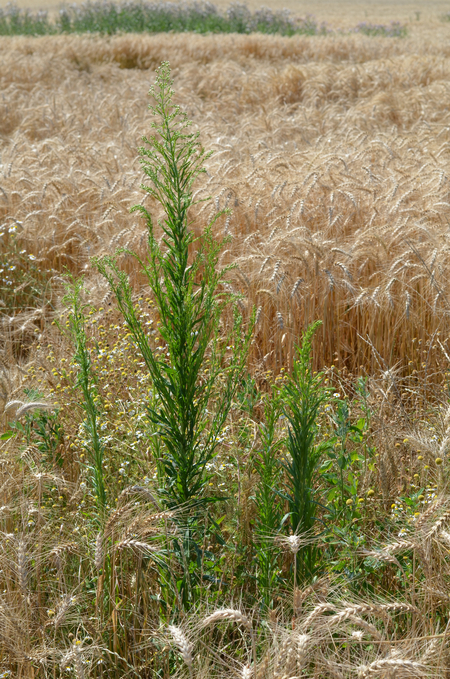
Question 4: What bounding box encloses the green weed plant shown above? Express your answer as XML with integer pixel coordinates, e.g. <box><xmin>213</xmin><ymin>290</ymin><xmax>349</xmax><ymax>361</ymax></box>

<box><xmin>62</xmin><ymin>276</ymin><xmax>107</xmax><ymax>516</ymax></box>
<box><xmin>281</xmin><ymin>320</ymin><xmax>331</xmax><ymax>582</ymax></box>
<box><xmin>0</xmin><ymin>2</ymin><xmax>406</xmax><ymax>37</ymax></box>
<box><xmin>96</xmin><ymin>62</ymin><xmax>252</xmax><ymax>511</ymax></box>
<box><xmin>253</xmin><ymin>387</ymin><xmax>284</xmax><ymax>608</ymax></box>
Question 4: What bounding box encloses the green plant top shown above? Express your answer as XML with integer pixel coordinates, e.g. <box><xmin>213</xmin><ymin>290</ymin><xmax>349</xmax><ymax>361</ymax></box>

<box><xmin>96</xmin><ymin>62</ymin><xmax>252</xmax><ymax>509</ymax></box>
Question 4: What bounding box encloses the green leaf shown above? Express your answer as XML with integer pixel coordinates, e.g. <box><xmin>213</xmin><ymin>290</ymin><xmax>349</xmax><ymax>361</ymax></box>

<box><xmin>0</xmin><ymin>431</ymin><xmax>15</xmax><ymax>440</ymax></box>
<box><xmin>327</xmin><ymin>487</ymin><xmax>338</xmax><ymax>501</ymax></box>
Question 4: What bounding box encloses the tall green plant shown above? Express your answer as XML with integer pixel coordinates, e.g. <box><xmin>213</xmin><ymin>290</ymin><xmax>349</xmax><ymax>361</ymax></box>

<box><xmin>253</xmin><ymin>388</ymin><xmax>283</xmax><ymax>608</ymax></box>
<box><xmin>62</xmin><ymin>276</ymin><xmax>107</xmax><ymax>516</ymax></box>
<box><xmin>96</xmin><ymin>62</ymin><xmax>252</xmax><ymax>510</ymax></box>
<box><xmin>281</xmin><ymin>320</ymin><xmax>330</xmax><ymax>581</ymax></box>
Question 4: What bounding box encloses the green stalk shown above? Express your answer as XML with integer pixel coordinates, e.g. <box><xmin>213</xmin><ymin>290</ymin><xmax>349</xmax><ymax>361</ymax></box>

<box><xmin>95</xmin><ymin>62</ymin><xmax>253</xmax><ymax>511</ymax></box>
<box><xmin>254</xmin><ymin>388</ymin><xmax>283</xmax><ymax>608</ymax></box>
<box><xmin>281</xmin><ymin>320</ymin><xmax>330</xmax><ymax>582</ymax></box>
<box><xmin>62</xmin><ymin>275</ymin><xmax>107</xmax><ymax>517</ymax></box>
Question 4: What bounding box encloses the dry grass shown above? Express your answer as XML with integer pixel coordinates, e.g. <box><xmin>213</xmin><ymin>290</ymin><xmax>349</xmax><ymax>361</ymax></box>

<box><xmin>2</xmin><ymin>480</ymin><xmax>450</xmax><ymax>677</ymax></box>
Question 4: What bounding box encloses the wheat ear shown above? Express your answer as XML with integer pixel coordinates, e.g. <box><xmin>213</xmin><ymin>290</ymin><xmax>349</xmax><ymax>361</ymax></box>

<box><xmin>328</xmin><ymin>612</ymin><xmax>383</xmax><ymax>641</ymax></box>
<box><xmin>424</xmin><ymin>508</ymin><xmax>450</xmax><ymax>540</ymax></box>
<box><xmin>421</xmin><ymin>637</ymin><xmax>440</xmax><ymax>663</ymax></box>
<box><xmin>201</xmin><ymin>609</ymin><xmax>256</xmax><ymax>677</ymax></box>
<box><xmin>54</xmin><ymin>594</ymin><xmax>76</xmax><ymax>630</ymax></box>
<box><xmin>201</xmin><ymin>608</ymin><xmax>252</xmax><ymax>631</ymax></box>
<box><xmin>357</xmin><ymin>656</ymin><xmax>426</xmax><ymax>677</ymax></box>
<box><xmin>73</xmin><ymin>643</ymin><xmax>85</xmax><ymax>679</ymax></box>
<box><xmin>94</xmin><ymin>532</ymin><xmax>104</xmax><ymax>571</ymax></box>
<box><xmin>4</xmin><ymin>400</ymin><xmax>24</xmax><ymax>413</ymax></box>
<box><xmin>115</xmin><ymin>538</ymin><xmax>158</xmax><ymax>554</ymax></box>
<box><xmin>168</xmin><ymin>625</ymin><xmax>193</xmax><ymax>679</ymax></box>
<box><xmin>296</xmin><ymin>633</ymin><xmax>310</xmax><ymax>670</ymax></box>
<box><xmin>17</xmin><ymin>538</ymin><xmax>28</xmax><ymax>594</ymax></box>
<box><xmin>320</xmin><ymin>658</ymin><xmax>345</xmax><ymax>679</ymax></box>
<box><xmin>302</xmin><ymin>601</ymin><xmax>418</xmax><ymax>633</ymax></box>
<box><xmin>15</xmin><ymin>402</ymin><xmax>54</xmax><ymax>417</ymax></box>
<box><xmin>272</xmin><ymin>634</ymin><xmax>294</xmax><ymax>679</ymax></box>
<box><xmin>415</xmin><ymin>497</ymin><xmax>447</xmax><ymax>529</ymax></box>
<box><xmin>300</xmin><ymin>603</ymin><xmax>337</xmax><ymax>630</ymax></box>
<box><xmin>50</xmin><ymin>542</ymin><xmax>77</xmax><ymax>570</ymax></box>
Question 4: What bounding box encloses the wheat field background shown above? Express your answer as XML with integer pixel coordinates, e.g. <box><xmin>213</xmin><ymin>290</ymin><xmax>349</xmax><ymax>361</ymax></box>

<box><xmin>2</xmin><ymin>27</ymin><xmax>450</xmax><ymax>379</ymax></box>
<box><xmin>3</xmin><ymin>10</ymin><xmax>450</xmax><ymax>678</ymax></box>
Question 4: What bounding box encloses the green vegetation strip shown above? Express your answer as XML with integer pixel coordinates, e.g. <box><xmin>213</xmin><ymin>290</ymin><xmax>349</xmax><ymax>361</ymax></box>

<box><xmin>0</xmin><ymin>1</ymin><xmax>407</xmax><ymax>37</ymax></box>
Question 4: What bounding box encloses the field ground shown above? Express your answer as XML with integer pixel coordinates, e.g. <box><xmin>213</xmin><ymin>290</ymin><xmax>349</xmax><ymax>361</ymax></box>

<box><xmin>3</xmin><ymin>22</ymin><xmax>450</xmax><ymax>679</ymax></box>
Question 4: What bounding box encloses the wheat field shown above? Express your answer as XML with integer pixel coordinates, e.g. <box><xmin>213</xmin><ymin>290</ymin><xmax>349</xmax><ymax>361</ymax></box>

<box><xmin>2</xmin><ymin>29</ymin><xmax>450</xmax><ymax>377</ymax></box>
<box><xmin>3</xmin><ymin>21</ymin><xmax>450</xmax><ymax>679</ymax></box>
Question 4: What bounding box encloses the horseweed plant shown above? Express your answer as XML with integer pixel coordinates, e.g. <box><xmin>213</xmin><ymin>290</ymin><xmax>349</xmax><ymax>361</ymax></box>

<box><xmin>327</xmin><ymin>399</ymin><xmax>365</xmax><ymax>512</ymax></box>
<box><xmin>62</xmin><ymin>276</ymin><xmax>107</xmax><ymax>516</ymax></box>
<box><xmin>320</xmin><ymin>378</ymin><xmax>373</xmax><ymax>532</ymax></box>
<box><xmin>96</xmin><ymin>62</ymin><xmax>252</xmax><ymax>510</ymax></box>
<box><xmin>281</xmin><ymin>320</ymin><xmax>331</xmax><ymax>582</ymax></box>
<box><xmin>253</xmin><ymin>387</ymin><xmax>284</xmax><ymax>608</ymax></box>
